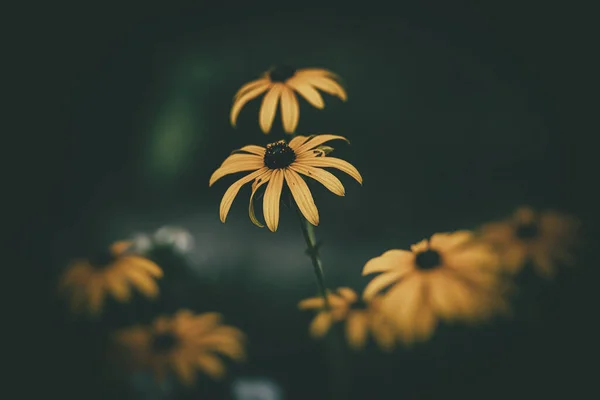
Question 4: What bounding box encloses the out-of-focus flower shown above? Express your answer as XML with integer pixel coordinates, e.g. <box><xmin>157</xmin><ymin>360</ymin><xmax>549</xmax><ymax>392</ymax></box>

<box><xmin>298</xmin><ymin>287</ymin><xmax>396</xmax><ymax>352</ymax></box>
<box><xmin>209</xmin><ymin>135</ymin><xmax>362</xmax><ymax>232</ymax></box>
<box><xmin>153</xmin><ymin>226</ymin><xmax>195</xmax><ymax>254</ymax></box>
<box><xmin>362</xmin><ymin>231</ymin><xmax>508</xmax><ymax>345</ymax></box>
<box><xmin>113</xmin><ymin>310</ymin><xmax>246</xmax><ymax>385</ymax></box>
<box><xmin>230</xmin><ymin>66</ymin><xmax>347</xmax><ymax>134</ymax></box>
<box><xmin>479</xmin><ymin>206</ymin><xmax>580</xmax><ymax>278</ymax></box>
<box><xmin>58</xmin><ymin>241</ymin><xmax>163</xmax><ymax>316</ymax></box>
<box><xmin>131</xmin><ymin>233</ymin><xmax>153</xmax><ymax>254</ymax></box>
<box><xmin>232</xmin><ymin>378</ymin><xmax>283</xmax><ymax>400</ymax></box>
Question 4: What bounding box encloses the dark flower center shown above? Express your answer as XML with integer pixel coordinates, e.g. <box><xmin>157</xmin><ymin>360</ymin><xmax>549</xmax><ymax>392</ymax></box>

<box><xmin>269</xmin><ymin>65</ymin><xmax>296</xmax><ymax>82</ymax></box>
<box><xmin>515</xmin><ymin>222</ymin><xmax>539</xmax><ymax>239</ymax></box>
<box><xmin>88</xmin><ymin>250</ymin><xmax>116</xmax><ymax>269</ymax></box>
<box><xmin>415</xmin><ymin>250</ymin><xmax>442</xmax><ymax>270</ymax></box>
<box><xmin>264</xmin><ymin>141</ymin><xmax>296</xmax><ymax>169</ymax></box>
<box><xmin>152</xmin><ymin>332</ymin><xmax>179</xmax><ymax>353</ymax></box>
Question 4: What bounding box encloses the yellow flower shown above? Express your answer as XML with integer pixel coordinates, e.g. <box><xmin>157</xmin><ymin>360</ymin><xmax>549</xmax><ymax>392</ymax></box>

<box><xmin>362</xmin><ymin>231</ymin><xmax>508</xmax><ymax>345</ymax></box>
<box><xmin>298</xmin><ymin>287</ymin><xmax>397</xmax><ymax>352</ymax></box>
<box><xmin>58</xmin><ymin>241</ymin><xmax>163</xmax><ymax>316</ymax></box>
<box><xmin>113</xmin><ymin>310</ymin><xmax>246</xmax><ymax>385</ymax></box>
<box><xmin>479</xmin><ymin>206</ymin><xmax>580</xmax><ymax>278</ymax></box>
<box><xmin>209</xmin><ymin>135</ymin><xmax>362</xmax><ymax>232</ymax></box>
<box><xmin>230</xmin><ymin>66</ymin><xmax>347</xmax><ymax>134</ymax></box>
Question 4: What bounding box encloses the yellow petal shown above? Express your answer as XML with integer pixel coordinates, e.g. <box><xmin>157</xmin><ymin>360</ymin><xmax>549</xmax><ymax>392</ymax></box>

<box><xmin>345</xmin><ymin>312</ymin><xmax>368</xmax><ymax>350</ymax></box>
<box><xmin>197</xmin><ymin>335</ymin><xmax>246</xmax><ymax>361</ymax></box>
<box><xmin>295</xmin><ymin>68</ymin><xmax>339</xmax><ymax>78</ymax></box>
<box><xmin>428</xmin><ymin>272</ymin><xmax>476</xmax><ymax>321</ymax></box>
<box><xmin>337</xmin><ymin>287</ymin><xmax>358</xmax><ymax>303</ymax></box>
<box><xmin>298</xmin><ymin>156</ymin><xmax>362</xmax><ymax>184</ymax></box>
<box><xmin>58</xmin><ymin>262</ymin><xmax>93</xmax><ymax>290</ymax></box>
<box><xmin>124</xmin><ymin>268</ymin><xmax>159</xmax><ymax>298</ymax></box>
<box><xmin>370</xmin><ymin>318</ymin><xmax>396</xmax><ymax>352</ymax></box>
<box><xmin>196</xmin><ymin>353</ymin><xmax>226</xmax><ymax>380</ymax></box>
<box><xmin>248</xmin><ymin>170</ymin><xmax>273</xmax><ymax>228</ymax></box>
<box><xmin>230</xmin><ymin>82</ymin><xmax>270</xmax><ymax>127</ymax></box>
<box><xmin>220</xmin><ymin>153</ymin><xmax>264</xmax><ymax>168</ymax></box>
<box><xmin>410</xmin><ymin>239</ymin><xmax>429</xmax><ymax>253</ymax></box>
<box><xmin>120</xmin><ymin>256</ymin><xmax>163</xmax><ymax>277</ymax></box>
<box><xmin>280</xmin><ymin>86</ymin><xmax>299</xmax><ymax>133</ymax></box>
<box><xmin>362</xmin><ymin>270</ymin><xmax>408</xmax><ymax>301</ymax></box>
<box><xmin>106</xmin><ymin>273</ymin><xmax>132</xmax><ymax>302</ymax></box>
<box><xmin>430</xmin><ymin>230</ymin><xmax>474</xmax><ymax>252</ymax></box>
<box><xmin>173</xmin><ymin>358</ymin><xmax>196</xmax><ymax>385</ymax></box>
<box><xmin>287</xmin><ymin>77</ymin><xmax>325</xmax><ymax>109</ymax></box>
<box><xmin>87</xmin><ymin>282</ymin><xmax>106</xmax><ymax>315</ymax></box>
<box><xmin>219</xmin><ymin>168</ymin><xmax>268</xmax><ymax>223</ymax></box>
<box><xmin>382</xmin><ymin>275</ymin><xmax>424</xmax><ymax>344</ymax></box>
<box><xmin>110</xmin><ymin>241</ymin><xmax>132</xmax><ymax>256</ymax></box>
<box><xmin>362</xmin><ymin>249</ymin><xmax>414</xmax><ymax>275</ymax></box>
<box><xmin>233</xmin><ymin>78</ymin><xmax>270</xmax><ymax>99</ymax></box>
<box><xmin>290</xmin><ymin>164</ymin><xmax>345</xmax><ymax>196</ymax></box>
<box><xmin>209</xmin><ymin>158</ymin><xmax>264</xmax><ymax>187</ymax></box>
<box><xmin>298</xmin><ymin>293</ymin><xmax>348</xmax><ymax>310</ymax></box>
<box><xmin>284</xmin><ymin>169</ymin><xmax>319</xmax><ymax>226</ymax></box>
<box><xmin>288</xmin><ymin>135</ymin><xmax>310</xmax><ymax>150</ymax></box>
<box><xmin>309</xmin><ymin>312</ymin><xmax>333</xmax><ymax>338</ymax></box>
<box><xmin>295</xmin><ymin>134</ymin><xmax>349</xmax><ymax>154</ymax></box>
<box><xmin>306</xmin><ymin>75</ymin><xmax>347</xmax><ymax>101</ymax></box>
<box><xmin>232</xmin><ymin>145</ymin><xmax>266</xmax><ymax>156</ymax></box>
<box><xmin>263</xmin><ymin>169</ymin><xmax>284</xmax><ymax>232</ymax></box>
<box><xmin>259</xmin><ymin>84</ymin><xmax>283</xmax><ymax>133</ymax></box>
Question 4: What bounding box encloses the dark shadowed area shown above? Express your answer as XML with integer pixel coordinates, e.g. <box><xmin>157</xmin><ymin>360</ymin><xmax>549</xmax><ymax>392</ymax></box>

<box><xmin>21</xmin><ymin>2</ymin><xmax>598</xmax><ymax>400</ymax></box>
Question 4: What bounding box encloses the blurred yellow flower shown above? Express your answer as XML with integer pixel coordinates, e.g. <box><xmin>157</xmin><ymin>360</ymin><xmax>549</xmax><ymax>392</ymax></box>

<box><xmin>113</xmin><ymin>310</ymin><xmax>246</xmax><ymax>385</ymax></box>
<box><xmin>58</xmin><ymin>241</ymin><xmax>163</xmax><ymax>316</ymax></box>
<box><xmin>479</xmin><ymin>206</ymin><xmax>580</xmax><ymax>278</ymax></box>
<box><xmin>298</xmin><ymin>287</ymin><xmax>396</xmax><ymax>352</ymax></box>
<box><xmin>362</xmin><ymin>231</ymin><xmax>508</xmax><ymax>345</ymax></box>
<box><xmin>230</xmin><ymin>66</ymin><xmax>347</xmax><ymax>134</ymax></box>
<box><xmin>209</xmin><ymin>135</ymin><xmax>362</xmax><ymax>232</ymax></box>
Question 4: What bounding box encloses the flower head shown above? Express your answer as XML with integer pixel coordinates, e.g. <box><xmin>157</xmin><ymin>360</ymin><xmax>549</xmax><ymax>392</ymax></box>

<box><xmin>298</xmin><ymin>287</ymin><xmax>396</xmax><ymax>352</ymax></box>
<box><xmin>479</xmin><ymin>206</ymin><xmax>580</xmax><ymax>278</ymax></box>
<box><xmin>231</xmin><ymin>66</ymin><xmax>347</xmax><ymax>134</ymax></box>
<box><xmin>113</xmin><ymin>310</ymin><xmax>246</xmax><ymax>385</ymax></box>
<box><xmin>209</xmin><ymin>135</ymin><xmax>362</xmax><ymax>232</ymax></box>
<box><xmin>58</xmin><ymin>241</ymin><xmax>163</xmax><ymax>316</ymax></box>
<box><xmin>362</xmin><ymin>231</ymin><xmax>508</xmax><ymax>345</ymax></box>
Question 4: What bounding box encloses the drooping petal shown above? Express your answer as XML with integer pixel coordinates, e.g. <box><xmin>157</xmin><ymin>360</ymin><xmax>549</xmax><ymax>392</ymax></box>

<box><xmin>288</xmin><ymin>135</ymin><xmax>310</xmax><ymax>150</ymax></box>
<box><xmin>362</xmin><ymin>270</ymin><xmax>410</xmax><ymax>301</ymax></box>
<box><xmin>346</xmin><ymin>311</ymin><xmax>369</xmax><ymax>350</ymax></box>
<box><xmin>337</xmin><ymin>287</ymin><xmax>358</xmax><ymax>303</ymax></box>
<box><xmin>263</xmin><ymin>169</ymin><xmax>285</xmax><ymax>232</ymax></box>
<box><xmin>120</xmin><ymin>256</ymin><xmax>163</xmax><ymax>277</ymax></box>
<box><xmin>231</xmin><ymin>145</ymin><xmax>266</xmax><ymax>156</ymax></box>
<box><xmin>219</xmin><ymin>154</ymin><xmax>264</xmax><ymax>168</ymax></box>
<box><xmin>309</xmin><ymin>312</ymin><xmax>333</xmax><ymax>338</ymax></box>
<box><xmin>230</xmin><ymin>83</ymin><xmax>271</xmax><ymax>127</ymax></box>
<box><xmin>280</xmin><ymin>86</ymin><xmax>300</xmax><ymax>133</ymax></box>
<box><xmin>219</xmin><ymin>168</ymin><xmax>268</xmax><ymax>223</ymax></box>
<box><xmin>106</xmin><ymin>273</ymin><xmax>131</xmax><ymax>301</ymax></box>
<box><xmin>284</xmin><ymin>169</ymin><xmax>319</xmax><ymax>226</ymax></box>
<box><xmin>259</xmin><ymin>84</ymin><xmax>283</xmax><ymax>133</ymax></box>
<box><xmin>124</xmin><ymin>268</ymin><xmax>159</xmax><ymax>298</ymax></box>
<box><xmin>287</xmin><ymin>77</ymin><xmax>325</xmax><ymax>109</ymax></box>
<box><xmin>295</xmin><ymin>134</ymin><xmax>349</xmax><ymax>154</ymax></box>
<box><xmin>196</xmin><ymin>354</ymin><xmax>226</xmax><ymax>380</ymax></box>
<box><xmin>306</xmin><ymin>75</ymin><xmax>347</xmax><ymax>101</ymax></box>
<box><xmin>209</xmin><ymin>158</ymin><xmax>264</xmax><ymax>187</ymax></box>
<box><xmin>290</xmin><ymin>164</ymin><xmax>345</xmax><ymax>196</ymax></box>
<box><xmin>298</xmin><ymin>156</ymin><xmax>362</xmax><ymax>184</ymax></box>
<box><xmin>362</xmin><ymin>250</ymin><xmax>415</xmax><ymax>275</ymax></box>
<box><xmin>248</xmin><ymin>170</ymin><xmax>273</xmax><ymax>228</ymax></box>
<box><xmin>233</xmin><ymin>78</ymin><xmax>270</xmax><ymax>99</ymax></box>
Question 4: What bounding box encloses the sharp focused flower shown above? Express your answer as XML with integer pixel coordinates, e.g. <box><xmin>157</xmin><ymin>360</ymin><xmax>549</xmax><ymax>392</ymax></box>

<box><xmin>298</xmin><ymin>287</ymin><xmax>397</xmax><ymax>352</ymax></box>
<box><xmin>230</xmin><ymin>66</ymin><xmax>347</xmax><ymax>134</ymax></box>
<box><xmin>113</xmin><ymin>310</ymin><xmax>246</xmax><ymax>385</ymax></box>
<box><xmin>362</xmin><ymin>231</ymin><xmax>508</xmax><ymax>345</ymax></box>
<box><xmin>479</xmin><ymin>206</ymin><xmax>580</xmax><ymax>278</ymax></box>
<box><xmin>58</xmin><ymin>241</ymin><xmax>163</xmax><ymax>316</ymax></box>
<box><xmin>209</xmin><ymin>135</ymin><xmax>362</xmax><ymax>232</ymax></box>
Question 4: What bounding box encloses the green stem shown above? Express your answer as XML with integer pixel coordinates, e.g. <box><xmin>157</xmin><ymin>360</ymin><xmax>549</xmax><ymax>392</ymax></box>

<box><xmin>295</xmin><ymin>208</ymin><xmax>330</xmax><ymax>310</ymax></box>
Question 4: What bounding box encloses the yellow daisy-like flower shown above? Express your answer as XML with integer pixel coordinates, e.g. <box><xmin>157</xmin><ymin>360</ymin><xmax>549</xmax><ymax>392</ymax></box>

<box><xmin>113</xmin><ymin>310</ymin><xmax>246</xmax><ymax>385</ymax></box>
<box><xmin>362</xmin><ymin>231</ymin><xmax>508</xmax><ymax>345</ymax></box>
<box><xmin>230</xmin><ymin>66</ymin><xmax>347</xmax><ymax>134</ymax></box>
<box><xmin>298</xmin><ymin>287</ymin><xmax>397</xmax><ymax>352</ymax></box>
<box><xmin>479</xmin><ymin>206</ymin><xmax>580</xmax><ymax>278</ymax></box>
<box><xmin>58</xmin><ymin>241</ymin><xmax>163</xmax><ymax>316</ymax></box>
<box><xmin>209</xmin><ymin>135</ymin><xmax>362</xmax><ymax>232</ymax></box>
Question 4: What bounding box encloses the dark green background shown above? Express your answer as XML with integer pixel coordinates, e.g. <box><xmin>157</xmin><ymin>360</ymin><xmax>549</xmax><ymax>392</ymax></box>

<box><xmin>23</xmin><ymin>2</ymin><xmax>597</xmax><ymax>399</ymax></box>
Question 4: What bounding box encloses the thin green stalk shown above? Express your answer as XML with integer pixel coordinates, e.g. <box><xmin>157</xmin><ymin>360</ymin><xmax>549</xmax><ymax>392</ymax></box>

<box><xmin>296</xmin><ymin>207</ymin><xmax>330</xmax><ymax>310</ymax></box>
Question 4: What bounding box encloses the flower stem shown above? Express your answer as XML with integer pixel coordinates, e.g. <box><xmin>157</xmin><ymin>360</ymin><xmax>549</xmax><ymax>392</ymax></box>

<box><xmin>295</xmin><ymin>208</ymin><xmax>330</xmax><ymax>310</ymax></box>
